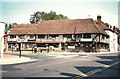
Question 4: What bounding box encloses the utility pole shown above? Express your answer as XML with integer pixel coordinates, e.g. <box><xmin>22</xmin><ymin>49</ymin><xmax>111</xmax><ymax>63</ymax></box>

<box><xmin>19</xmin><ymin>43</ymin><xmax>21</xmax><ymax>58</ymax></box>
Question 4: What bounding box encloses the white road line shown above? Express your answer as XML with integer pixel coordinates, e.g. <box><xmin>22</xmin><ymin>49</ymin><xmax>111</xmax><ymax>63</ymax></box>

<box><xmin>104</xmin><ymin>65</ymin><xmax>110</xmax><ymax>67</ymax></box>
<box><xmin>80</xmin><ymin>73</ymin><xmax>87</xmax><ymax>77</ymax></box>
<box><xmin>72</xmin><ymin>60</ymin><xmax>120</xmax><ymax>79</ymax></box>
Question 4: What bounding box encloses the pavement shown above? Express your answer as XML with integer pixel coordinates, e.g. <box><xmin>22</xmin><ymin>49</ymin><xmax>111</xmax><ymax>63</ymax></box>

<box><xmin>0</xmin><ymin>52</ymin><xmax>36</xmax><ymax>65</ymax></box>
<box><xmin>0</xmin><ymin>51</ymin><xmax>119</xmax><ymax>65</ymax></box>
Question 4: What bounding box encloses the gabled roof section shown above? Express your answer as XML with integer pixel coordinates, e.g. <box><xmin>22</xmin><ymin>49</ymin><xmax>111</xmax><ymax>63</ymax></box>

<box><xmin>96</xmin><ymin>20</ymin><xmax>117</xmax><ymax>34</ymax></box>
<box><xmin>96</xmin><ymin>20</ymin><xmax>110</xmax><ymax>30</ymax></box>
<box><xmin>9</xmin><ymin>18</ymin><xmax>108</xmax><ymax>36</ymax></box>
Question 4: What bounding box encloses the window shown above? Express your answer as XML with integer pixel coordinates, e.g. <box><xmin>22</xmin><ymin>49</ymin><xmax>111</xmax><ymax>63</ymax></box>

<box><xmin>38</xmin><ymin>35</ymin><xmax>45</xmax><ymax>39</ymax></box>
<box><xmin>83</xmin><ymin>34</ymin><xmax>91</xmax><ymax>38</ymax></box>
<box><xmin>28</xmin><ymin>43</ymin><xmax>34</xmax><ymax>48</ymax></box>
<box><xmin>19</xmin><ymin>35</ymin><xmax>24</xmax><ymax>39</ymax></box>
<box><xmin>102</xmin><ymin>35</ymin><xmax>105</xmax><ymax>40</ymax></box>
<box><xmin>118</xmin><ymin>38</ymin><xmax>120</xmax><ymax>43</ymax></box>
<box><xmin>30</xmin><ymin>35</ymin><xmax>35</xmax><ymax>39</ymax></box>
<box><xmin>76</xmin><ymin>34</ymin><xmax>82</xmax><ymax>38</ymax></box>
<box><xmin>49</xmin><ymin>35</ymin><xmax>59</xmax><ymax>38</ymax></box>
<box><xmin>37</xmin><ymin>44</ymin><xmax>46</xmax><ymax>47</ymax></box>
<box><xmin>63</xmin><ymin>34</ymin><xmax>72</xmax><ymax>38</ymax></box>
<box><xmin>10</xmin><ymin>35</ymin><xmax>16</xmax><ymax>39</ymax></box>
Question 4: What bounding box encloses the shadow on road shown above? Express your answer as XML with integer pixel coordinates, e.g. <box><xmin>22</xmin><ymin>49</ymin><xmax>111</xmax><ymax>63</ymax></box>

<box><xmin>97</xmin><ymin>56</ymin><xmax>118</xmax><ymax>60</ymax></box>
<box><xmin>2</xmin><ymin>61</ymin><xmax>38</xmax><ymax>72</ymax></box>
<box><xmin>60</xmin><ymin>72</ymin><xmax>79</xmax><ymax>77</ymax></box>
<box><xmin>95</xmin><ymin>55</ymin><xmax>119</xmax><ymax>67</ymax></box>
<box><xmin>2</xmin><ymin>65</ymin><xmax>22</xmax><ymax>71</ymax></box>
<box><xmin>75</xmin><ymin>66</ymin><xmax>103</xmax><ymax>74</ymax></box>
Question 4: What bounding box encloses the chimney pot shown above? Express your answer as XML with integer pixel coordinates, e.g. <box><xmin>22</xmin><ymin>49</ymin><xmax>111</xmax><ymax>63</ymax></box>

<box><xmin>97</xmin><ymin>15</ymin><xmax>101</xmax><ymax>22</ymax></box>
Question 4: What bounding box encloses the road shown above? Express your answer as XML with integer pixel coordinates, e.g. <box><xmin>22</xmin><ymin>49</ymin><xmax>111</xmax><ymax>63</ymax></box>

<box><xmin>2</xmin><ymin>52</ymin><xmax>120</xmax><ymax>78</ymax></box>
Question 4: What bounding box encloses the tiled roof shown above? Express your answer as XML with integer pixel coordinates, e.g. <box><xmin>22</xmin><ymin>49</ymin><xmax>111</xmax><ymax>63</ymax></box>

<box><xmin>96</xmin><ymin>20</ymin><xmax>109</xmax><ymax>29</ymax></box>
<box><xmin>96</xmin><ymin>20</ymin><xmax>115</xmax><ymax>33</ymax></box>
<box><xmin>9</xmin><ymin>18</ymin><xmax>108</xmax><ymax>35</ymax></box>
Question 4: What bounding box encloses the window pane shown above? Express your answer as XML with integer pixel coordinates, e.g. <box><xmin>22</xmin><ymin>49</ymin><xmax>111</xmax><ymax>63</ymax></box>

<box><xmin>19</xmin><ymin>35</ymin><xmax>24</xmax><ymax>39</ymax></box>
<box><xmin>63</xmin><ymin>34</ymin><xmax>72</xmax><ymax>38</ymax></box>
<box><xmin>83</xmin><ymin>34</ymin><xmax>91</xmax><ymax>38</ymax></box>
<box><xmin>38</xmin><ymin>35</ymin><xmax>45</xmax><ymax>38</ymax></box>
<box><xmin>10</xmin><ymin>35</ymin><xmax>16</xmax><ymax>38</ymax></box>
<box><xmin>30</xmin><ymin>35</ymin><xmax>35</xmax><ymax>38</ymax></box>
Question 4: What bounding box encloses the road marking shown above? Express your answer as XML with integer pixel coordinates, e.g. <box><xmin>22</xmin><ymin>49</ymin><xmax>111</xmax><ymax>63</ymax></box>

<box><xmin>72</xmin><ymin>60</ymin><xmax>120</xmax><ymax>79</ymax></box>
<box><xmin>104</xmin><ymin>65</ymin><xmax>110</xmax><ymax>67</ymax></box>
<box><xmin>80</xmin><ymin>73</ymin><xmax>87</xmax><ymax>77</ymax></box>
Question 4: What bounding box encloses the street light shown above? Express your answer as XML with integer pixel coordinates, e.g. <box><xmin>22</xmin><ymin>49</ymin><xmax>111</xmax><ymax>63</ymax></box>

<box><xmin>17</xmin><ymin>40</ymin><xmax>21</xmax><ymax>58</ymax></box>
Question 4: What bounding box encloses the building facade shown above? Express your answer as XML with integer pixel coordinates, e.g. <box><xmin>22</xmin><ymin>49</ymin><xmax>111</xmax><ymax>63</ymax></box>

<box><xmin>6</xmin><ymin>16</ymin><xmax>118</xmax><ymax>52</ymax></box>
<box><xmin>118</xmin><ymin>34</ymin><xmax>120</xmax><ymax>51</ymax></box>
<box><xmin>0</xmin><ymin>22</ymin><xmax>5</xmax><ymax>58</ymax></box>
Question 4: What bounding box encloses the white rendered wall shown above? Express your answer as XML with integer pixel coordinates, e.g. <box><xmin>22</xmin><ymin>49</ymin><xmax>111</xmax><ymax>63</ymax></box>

<box><xmin>114</xmin><ymin>33</ymin><xmax>118</xmax><ymax>52</ymax></box>
<box><xmin>0</xmin><ymin>22</ymin><xmax>5</xmax><ymax>58</ymax></box>
<box><xmin>105</xmin><ymin>30</ymin><xmax>118</xmax><ymax>52</ymax></box>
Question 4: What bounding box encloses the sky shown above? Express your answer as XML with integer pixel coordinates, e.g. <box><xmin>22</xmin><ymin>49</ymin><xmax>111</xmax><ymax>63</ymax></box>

<box><xmin>1</xmin><ymin>0</ymin><xmax>119</xmax><ymax>28</ymax></box>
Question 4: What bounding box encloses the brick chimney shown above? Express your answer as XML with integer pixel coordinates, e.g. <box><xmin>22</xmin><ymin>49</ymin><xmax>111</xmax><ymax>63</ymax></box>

<box><xmin>97</xmin><ymin>15</ymin><xmax>101</xmax><ymax>22</ymax></box>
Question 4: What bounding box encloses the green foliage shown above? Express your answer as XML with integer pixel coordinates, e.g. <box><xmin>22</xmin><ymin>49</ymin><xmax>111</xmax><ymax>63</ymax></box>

<box><xmin>30</xmin><ymin>11</ymin><xmax>69</xmax><ymax>24</ymax></box>
<box><xmin>5</xmin><ymin>23</ymin><xmax>17</xmax><ymax>30</ymax></box>
<box><xmin>5</xmin><ymin>24</ymin><xmax>8</xmax><ymax>30</ymax></box>
<box><xmin>116</xmin><ymin>28</ymin><xmax>120</xmax><ymax>34</ymax></box>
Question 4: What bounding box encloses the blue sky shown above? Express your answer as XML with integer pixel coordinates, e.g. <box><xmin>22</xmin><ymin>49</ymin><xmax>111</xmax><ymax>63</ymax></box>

<box><xmin>1</xmin><ymin>0</ymin><xmax>119</xmax><ymax>27</ymax></box>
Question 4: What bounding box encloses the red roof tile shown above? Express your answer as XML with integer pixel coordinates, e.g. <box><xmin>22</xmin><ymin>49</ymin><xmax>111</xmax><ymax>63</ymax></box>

<box><xmin>9</xmin><ymin>19</ymin><xmax>108</xmax><ymax>35</ymax></box>
<box><xmin>96</xmin><ymin>20</ymin><xmax>114</xmax><ymax>32</ymax></box>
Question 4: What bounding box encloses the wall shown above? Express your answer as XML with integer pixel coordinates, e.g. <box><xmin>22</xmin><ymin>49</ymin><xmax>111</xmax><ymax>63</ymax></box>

<box><xmin>0</xmin><ymin>22</ymin><xmax>5</xmax><ymax>58</ymax></box>
<box><xmin>105</xmin><ymin>30</ymin><xmax>118</xmax><ymax>52</ymax></box>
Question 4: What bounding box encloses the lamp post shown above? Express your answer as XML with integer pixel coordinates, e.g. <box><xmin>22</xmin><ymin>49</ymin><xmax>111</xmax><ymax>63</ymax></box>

<box><xmin>46</xmin><ymin>44</ymin><xmax>49</xmax><ymax>53</ymax></box>
<box><xmin>17</xmin><ymin>41</ymin><xmax>21</xmax><ymax>58</ymax></box>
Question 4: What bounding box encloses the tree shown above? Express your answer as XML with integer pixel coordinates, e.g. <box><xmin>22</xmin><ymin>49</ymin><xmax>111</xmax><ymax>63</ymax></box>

<box><xmin>13</xmin><ymin>23</ymin><xmax>17</xmax><ymax>25</ymax></box>
<box><xmin>5</xmin><ymin>24</ymin><xmax>8</xmax><ymax>30</ymax></box>
<box><xmin>30</xmin><ymin>11</ymin><xmax>69</xmax><ymax>24</ymax></box>
<box><xmin>5</xmin><ymin>23</ymin><xmax>18</xmax><ymax>30</ymax></box>
<box><xmin>116</xmin><ymin>28</ymin><xmax>120</xmax><ymax>34</ymax></box>
<box><xmin>58</xmin><ymin>14</ymin><xmax>68</xmax><ymax>20</ymax></box>
<box><xmin>30</xmin><ymin>11</ymin><xmax>42</xmax><ymax>24</ymax></box>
